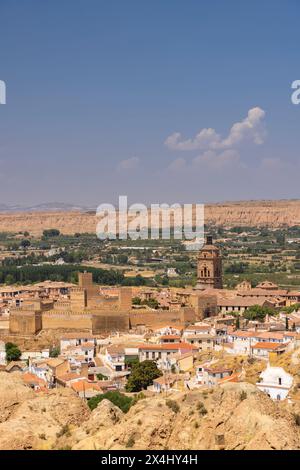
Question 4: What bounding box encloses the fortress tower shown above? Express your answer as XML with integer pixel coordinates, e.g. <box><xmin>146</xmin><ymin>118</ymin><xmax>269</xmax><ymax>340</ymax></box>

<box><xmin>196</xmin><ymin>235</ymin><xmax>223</xmax><ymax>290</ymax></box>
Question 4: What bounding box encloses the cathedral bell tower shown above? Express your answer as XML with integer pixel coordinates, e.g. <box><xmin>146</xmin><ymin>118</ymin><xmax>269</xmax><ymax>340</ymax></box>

<box><xmin>196</xmin><ymin>235</ymin><xmax>223</xmax><ymax>289</ymax></box>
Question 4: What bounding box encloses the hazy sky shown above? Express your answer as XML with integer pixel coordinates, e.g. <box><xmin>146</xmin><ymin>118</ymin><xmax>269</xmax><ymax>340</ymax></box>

<box><xmin>1</xmin><ymin>0</ymin><xmax>300</xmax><ymax>207</ymax></box>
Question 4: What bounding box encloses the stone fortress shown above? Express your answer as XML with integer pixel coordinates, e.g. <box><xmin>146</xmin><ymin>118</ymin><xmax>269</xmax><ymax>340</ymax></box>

<box><xmin>8</xmin><ymin>237</ymin><xmax>223</xmax><ymax>336</ymax></box>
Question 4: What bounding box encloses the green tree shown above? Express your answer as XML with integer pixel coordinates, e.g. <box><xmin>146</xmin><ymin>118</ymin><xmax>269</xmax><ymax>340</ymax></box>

<box><xmin>285</xmin><ymin>316</ymin><xmax>289</xmax><ymax>331</ymax></box>
<box><xmin>5</xmin><ymin>274</ymin><xmax>15</xmax><ymax>285</ymax></box>
<box><xmin>20</xmin><ymin>239</ymin><xmax>31</xmax><ymax>249</ymax></box>
<box><xmin>49</xmin><ymin>346</ymin><xmax>60</xmax><ymax>358</ymax></box>
<box><xmin>42</xmin><ymin>229</ymin><xmax>60</xmax><ymax>238</ymax></box>
<box><xmin>243</xmin><ymin>305</ymin><xmax>275</xmax><ymax>322</ymax></box>
<box><xmin>125</xmin><ymin>360</ymin><xmax>162</xmax><ymax>392</ymax></box>
<box><xmin>5</xmin><ymin>342</ymin><xmax>22</xmax><ymax>362</ymax></box>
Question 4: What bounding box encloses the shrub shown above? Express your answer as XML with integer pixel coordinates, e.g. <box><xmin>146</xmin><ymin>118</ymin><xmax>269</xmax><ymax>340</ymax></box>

<box><xmin>197</xmin><ymin>401</ymin><xmax>208</xmax><ymax>416</ymax></box>
<box><xmin>294</xmin><ymin>413</ymin><xmax>300</xmax><ymax>426</ymax></box>
<box><xmin>56</xmin><ymin>424</ymin><xmax>71</xmax><ymax>438</ymax></box>
<box><xmin>126</xmin><ymin>435</ymin><xmax>135</xmax><ymax>448</ymax></box>
<box><xmin>166</xmin><ymin>399</ymin><xmax>180</xmax><ymax>414</ymax></box>
<box><xmin>49</xmin><ymin>346</ymin><xmax>60</xmax><ymax>358</ymax></box>
<box><xmin>88</xmin><ymin>391</ymin><xmax>134</xmax><ymax>413</ymax></box>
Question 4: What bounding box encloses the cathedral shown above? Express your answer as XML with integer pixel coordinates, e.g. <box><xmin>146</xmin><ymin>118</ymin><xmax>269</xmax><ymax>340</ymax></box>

<box><xmin>196</xmin><ymin>235</ymin><xmax>223</xmax><ymax>290</ymax></box>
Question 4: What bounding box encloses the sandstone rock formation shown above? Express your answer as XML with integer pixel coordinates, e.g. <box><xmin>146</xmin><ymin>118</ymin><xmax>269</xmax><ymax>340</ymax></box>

<box><xmin>70</xmin><ymin>383</ymin><xmax>300</xmax><ymax>451</ymax></box>
<box><xmin>0</xmin><ymin>372</ymin><xmax>299</xmax><ymax>450</ymax></box>
<box><xmin>0</xmin><ymin>372</ymin><xmax>90</xmax><ymax>450</ymax></box>
<box><xmin>1</xmin><ymin>200</ymin><xmax>300</xmax><ymax>236</ymax></box>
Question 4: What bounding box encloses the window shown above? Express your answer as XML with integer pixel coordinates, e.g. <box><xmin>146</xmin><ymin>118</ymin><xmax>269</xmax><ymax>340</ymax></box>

<box><xmin>278</xmin><ymin>377</ymin><xmax>282</xmax><ymax>385</ymax></box>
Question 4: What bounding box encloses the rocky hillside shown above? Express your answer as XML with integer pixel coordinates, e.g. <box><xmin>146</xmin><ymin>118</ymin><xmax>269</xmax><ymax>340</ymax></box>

<box><xmin>0</xmin><ymin>200</ymin><xmax>299</xmax><ymax>235</ymax></box>
<box><xmin>0</xmin><ymin>373</ymin><xmax>299</xmax><ymax>450</ymax></box>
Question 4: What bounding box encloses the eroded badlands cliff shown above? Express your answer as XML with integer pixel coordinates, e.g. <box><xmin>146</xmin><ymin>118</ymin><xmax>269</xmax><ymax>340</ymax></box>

<box><xmin>0</xmin><ymin>200</ymin><xmax>299</xmax><ymax>235</ymax></box>
<box><xmin>0</xmin><ymin>373</ymin><xmax>299</xmax><ymax>450</ymax></box>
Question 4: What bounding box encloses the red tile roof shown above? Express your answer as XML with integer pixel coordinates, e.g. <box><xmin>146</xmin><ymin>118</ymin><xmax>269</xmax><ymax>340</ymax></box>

<box><xmin>251</xmin><ymin>342</ymin><xmax>285</xmax><ymax>350</ymax></box>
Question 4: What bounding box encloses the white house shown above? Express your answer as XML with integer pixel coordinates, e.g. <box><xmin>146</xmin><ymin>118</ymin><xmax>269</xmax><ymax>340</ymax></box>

<box><xmin>21</xmin><ymin>349</ymin><xmax>50</xmax><ymax>361</ymax></box>
<box><xmin>60</xmin><ymin>334</ymin><xmax>97</xmax><ymax>353</ymax></box>
<box><xmin>256</xmin><ymin>365</ymin><xmax>293</xmax><ymax>400</ymax></box>
<box><xmin>227</xmin><ymin>330</ymin><xmax>257</xmax><ymax>355</ymax></box>
<box><xmin>138</xmin><ymin>343</ymin><xmax>194</xmax><ymax>365</ymax></box>
<box><xmin>104</xmin><ymin>345</ymin><xmax>126</xmax><ymax>372</ymax></box>
<box><xmin>0</xmin><ymin>341</ymin><xmax>6</xmax><ymax>365</ymax></box>
<box><xmin>195</xmin><ymin>364</ymin><xmax>233</xmax><ymax>387</ymax></box>
<box><xmin>183</xmin><ymin>324</ymin><xmax>213</xmax><ymax>337</ymax></box>
<box><xmin>61</xmin><ymin>342</ymin><xmax>95</xmax><ymax>364</ymax></box>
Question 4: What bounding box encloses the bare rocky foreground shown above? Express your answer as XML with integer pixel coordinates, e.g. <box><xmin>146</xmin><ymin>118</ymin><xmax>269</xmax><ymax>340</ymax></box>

<box><xmin>0</xmin><ymin>200</ymin><xmax>299</xmax><ymax>236</ymax></box>
<box><xmin>1</xmin><ymin>372</ymin><xmax>300</xmax><ymax>450</ymax></box>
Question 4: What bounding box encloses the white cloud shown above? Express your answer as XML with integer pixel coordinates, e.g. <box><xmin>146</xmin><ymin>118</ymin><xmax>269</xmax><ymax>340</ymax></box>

<box><xmin>168</xmin><ymin>149</ymin><xmax>241</xmax><ymax>173</ymax></box>
<box><xmin>165</xmin><ymin>107</ymin><xmax>266</xmax><ymax>152</ymax></box>
<box><xmin>117</xmin><ymin>157</ymin><xmax>140</xmax><ymax>171</ymax></box>
<box><xmin>165</xmin><ymin>128</ymin><xmax>221</xmax><ymax>151</ymax></box>
<box><xmin>193</xmin><ymin>149</ymin><xmax>241</xmax><ymax>170</ymax></box>
<box><xmin>166</xmin><ymin>107</ymin><xmax>266</xmax><ymax>173</ymax></box>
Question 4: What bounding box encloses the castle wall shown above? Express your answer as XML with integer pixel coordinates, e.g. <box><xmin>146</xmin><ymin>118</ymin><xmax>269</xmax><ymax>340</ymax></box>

<box><xmin>70</xmin><ymin>288</ymin><xmax>87</xmax><ymax>309</ymax></box>
<box><xmin>129</xmin><ymin>307</ymin><xmax>195</xmax><ymax>329</ymax></box>
<box><xmin>9</xmin><ymin>310</ymin><xmax>42</xmax><ymax>335</ymax></box>
<box><xmin>92</xmin><ymin>311</ymin><xmax>129</xmax><ymax>333</ymax></box>
<box><xmin>42</xmin><ymin>311</ymin><xmax>92</xmax><ymax>330</ymax></box>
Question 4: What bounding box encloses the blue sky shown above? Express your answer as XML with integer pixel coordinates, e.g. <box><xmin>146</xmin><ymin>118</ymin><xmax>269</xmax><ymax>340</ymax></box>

<box><xmin>0</xmin><ymin>0</ymin><xmax>300</xmax><ymax>206</ymax></box>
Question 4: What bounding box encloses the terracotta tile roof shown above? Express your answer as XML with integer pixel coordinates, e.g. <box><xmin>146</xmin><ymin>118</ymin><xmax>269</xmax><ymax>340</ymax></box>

<box><xmin>231</xmin><ymin>330</ymin><xmax>257</xmax><ymax>338</ymax></box>
<box><xmin>46</xmin><ymin>358</ymin><xmax>67</xmax><ymax>368</ymax></box>
<box><xmin>251</xmin><ymin>342</ymin><xmax>285</xmax><ymax>350</ymax></box>
<box><xmin>23</xmin><ymin>372</ymin><xmax>46</xmax><ymax>386</ymax></box>
<box><xmin>71</xmin><ymin>380</ymin><xmax>101</xmax><ymax>393</ymax></box>
<box><xmin>106</xmin><ymin>345</ymin><xmax>125</xmax><ymax>355</ymax></box>
<box><xmin>218</xmin><ymin>372</ymin><xmax>240</xmax><ymax>384</ymax></box>
<box><xmin>5</xmin><ymin>361</ymin><xmax>26</xmax><ymax>372</ymax></box>
<box><xmin>159</xmin><ymin>335</ymin><xmax>181</xmax><ymax>340</ymax></box>
<box><xmin>184</xmin><ymin>325</ymin><xmax>211</xmax><ymax>331</ymax></box>
<box><xmin>56</xmin><ymin>372</ymin><xmax>86</xmax><ymax>383</ymax></box>
<box><xmin>256</xmin><ymin>332</ymin><xmax>284</xmax><ymax>340</ymax></box>
<box><xmin>139</xmin><ymin>342</ymin><xmax>194</xmax><ymax>351</ymax></box>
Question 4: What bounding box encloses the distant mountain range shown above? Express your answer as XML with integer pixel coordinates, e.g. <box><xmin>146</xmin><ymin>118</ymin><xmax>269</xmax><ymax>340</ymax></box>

<box><xmin>0</xmin><ymin>202</ymin><xmax>95</xmax><ymax>213</ymax></box>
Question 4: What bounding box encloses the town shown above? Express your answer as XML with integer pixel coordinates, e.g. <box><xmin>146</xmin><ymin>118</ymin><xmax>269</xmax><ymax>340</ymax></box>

<box><xmin>1</xmin><ymin>236</ymin><xmax>300</xmax><ymax>409</ymax></box>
